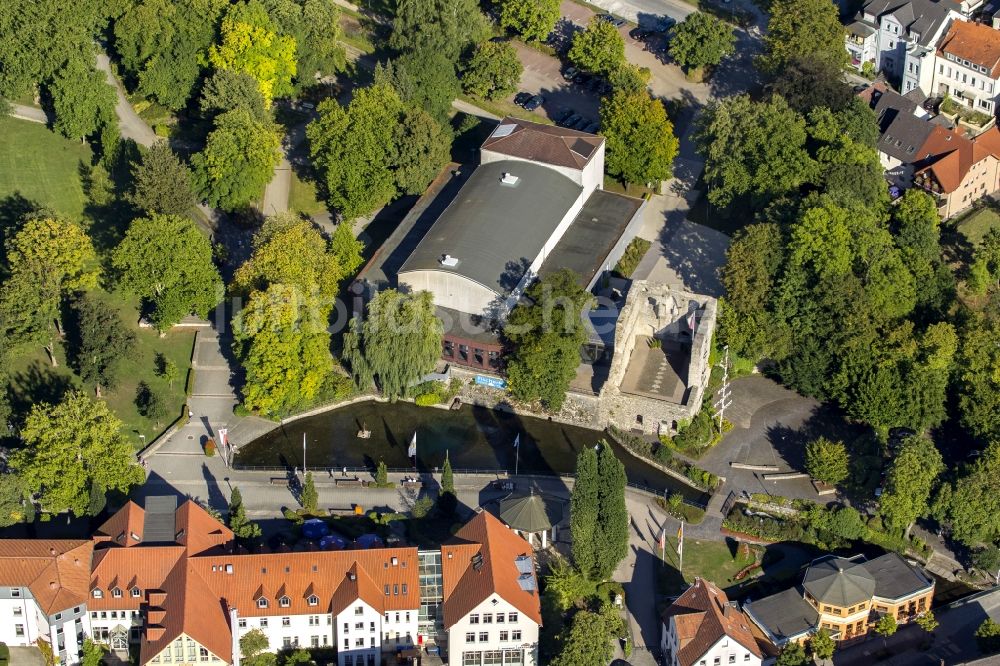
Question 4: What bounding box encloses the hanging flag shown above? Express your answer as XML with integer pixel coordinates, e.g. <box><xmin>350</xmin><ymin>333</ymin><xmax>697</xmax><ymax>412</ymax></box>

<box><xmin>658</xmin><ymin>527</ymin><xmax>666</xmax><ymax>552</ymax></box>
<box><xmin>687</xmin><ymin>310</ymin><xmax>697</xmax><ymax>332</ymax></box>
<box><xmin>513</xmin><ymin>434</ymin><xmax>520</xmax><ymax>449</ymax></box>
<box><xmin>677</xmin><ymin>522</ymin><xmax>684</xmax><ymax>557</ymax></box>
<box><xmin>408</xmin><ymin>432</ymin><xmax>417</xmax><ymax>458</ymax></box>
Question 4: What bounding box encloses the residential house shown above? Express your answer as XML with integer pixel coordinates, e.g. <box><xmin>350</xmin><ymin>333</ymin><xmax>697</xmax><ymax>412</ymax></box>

<box><xmin>744</xmin><ymin>554</ymin><xmax>935</xmax><ymax>648</ymax></box>
<box><xmin>860</xmin><ymin>83</ymin><xmax>935</xmax><ymax>185</ymax></box>
<box><xmin>442</xmin><ymin>511</ymin><xmax>541</xmax><ymax>666</ymax></box>
<box><xmin>660</xmin><ymin>578</ymin><xmax>764</xmax><ymax>666</ymax></box>
<box><xmin>846</xmin><ymin>0</ymin><xmax>966</xmax><ymax>95</ymax></box>
<box><xmin>934</xmin><ymin>20</ymin><xmax>1000</xmax><ymax>116</ymax></box>
<box><xmin>913</xmin><ymin>124</ymin><xmax>1000</xmax><ymax>216</ymax></box>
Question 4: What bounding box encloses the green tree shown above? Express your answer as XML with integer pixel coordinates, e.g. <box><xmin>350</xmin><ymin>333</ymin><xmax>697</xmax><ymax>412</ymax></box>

<box><xmin>759</xmin><ymin>0</ymin><xmax>847</xmax><ymax>74</ymax></box>
<box><xmin>879</xmin><ymin>436</ymin><xmax>943</xmax><ymax>532</ymax></box>
<box><xmin>307</xmin><ymin>83</ymin><xmax>403</xmax><ymax>220</ymax></box>
<box><xmin>696</xmin><ymin>94</ymin><xmax>816</xmax><ymax>208</ymax></box>
<box><xmin>668</xmin><ymin>12</ymin><xmax>735</xmax><ymax>71</ymax></box>
<box><xmin>935</xmin><ymin>442</ymin><xmax>1000</xmax><ymax>546</ymax></box>
<box><xmin>233</xmin><ymin>213</ymin><xmax>351</xmax><ymax>299</ymax></box>
<box><xmin>239</xmin><ymin>628</ymin><xmax>273</xmax><ymax>665</ymax></box>
<box><xmin>441</xmin><ymin>451</ymin><xmax>454</xmax><ymax>495</ymax></box>
<box><xmin>86</xmin><ymin>480</ymin><xmax>106</xmax><ymax>517</ymax></box>
<box><xmin>128</xmin><ymin>142</ymin><xmax>197</xmax><ymax>216</ymax></box>
<box><xmin>113</xmin><ymin>0</ymin><xmax>227</xmax><ymax>110</ymax></box>
<box><xmin>570</xmin><ymin>445</ymin><xmax>598</xmax><ymax>576</ymax></box>
<box><xmin>809</xmin><ymin>628</ymin><xmax>835</xmax><ymax>660</ymax></box>
<box><xmin>776</xmin><ymin>641</ymin><xmax>808</xmax><ymax>666</ymax></box>
<box><xmin>391</xmin><ymin>107</ymin><xmax>452</xmax><ymax>196</ymax></box>
<box><xmin>300</xmin><ymin>471</ymin><xmax>318</xmax><ymax>513</ymax></box>
<box><xmin>49</xmin><ymin>57</ymin><xmax>119</xmax><ymax>156</ymax></box>
<box><xmin>228</xmin><ymin>486</ymin><xmax>262</xmax><ymax>539</ymax></box>
<box><xmin>607</xmin><ymin>62</ymin><xmax>651</xmax><ymax>94</ymax></box>
<box><xmin>544</xmin><ymin>557</ymin><xmax>593</xmax><ymax>610</ymax></box>
<box><xmin>375</xmin><ymin>460</ymin><xmax>388</xmax><ymax>486</ymax></box>
<box><xmin>0</xmin><ymin>270</ymin><xmax>60</xmax><ymax>360</ymax></box>
<box><xmin>916</xmin><ymin>610</ymin><xmax>938</xmax><ymax>634</ymax></box>
<box><xmin>718</xmin><ymin>223</ymin><xmax>785</xmax><ymax>360</ymax></box>
<box><xmin>498</xmin><ymin>0</ymin><xmax>560</xmax><ymax>42</ymax></box>
<box><xmin>550</xmin><ymin>610</ymin><xmax>613</xmax><ymax>666</ymax></box>
<box><xmin>974</xmin><ymin>544</ymin><xmax>1000</xmax><ymax>577</ymax></box>
<box><xmin>389</xmin><ymin>0</ymin><xmax>488</xmax><ymax>62</ymax></box>
<box><xmin>568</xmin><ymin>17</ymin><xmax>625</xmax><ymax>76</ymax></box>
<box><xmin>0</xmin><ymin>473</ymin><xmax>27</xmax><ymax>527</ymax></box>
<box><xmin>112</xmin><ymin>214</ymin><xmax>222</xmax><ymax>329</ymax></box>
<box><xmin>135</xmin><ymin>381</ymin><xmax>167</xmax><ymax>425</ymax></box>
<box><xmin>330</xmin><ymin>221</ymin><xmax>365</xmax><ymax>282</ymax></box>
<box><xmin>82</xmin><ymin>638</ymin><xmax>107</xmax><ymax>666</ymax></box>
<box><xmin>12</xmin><ymin>391</ymin><xmax>145</xmax><ymax>516</ymax></box>
<box><xmin>396</xmin><ymin>48</ymin><xmax>460</xmax><ymax>126</ymax></box>
<box><xmin>958</xmin><ymin>312</ymin><xmax>1000</xmax><ymax>442</ymax></box>
<box><xmin>209</xmin><ymin>0</ymin><xmax>296</xmax><ymax>105</ymax></box>
<box><xmin>71</xmin><ymin>293</ymin><xmax>136</xmax><ymax>397</ymax></box>
<box><xmin>191</xmin><ymin>108</ymin><xmax>282</xmax><ymax>210</ymax></box>
<box><xmin>600</xmin><ymin>89</ymin><xmax>678</xmax><ymax>185</ymax></box>
<box><xmin>282</xmin><ymin>650</ymin><xmax>313</xmax><ymax>666</ymax></box>
<box><xmin>804</xmin><ymin>437</ymin><xmax>849</xmax><ymax>486</ymax></box>
<box><xmin>342</xmin><ymin>289</ymin><xmax>443</xmax><ymax>400</ymax></box>
<box><xmin>233</xmin><ymin>284</ymin><xmax>336</xmax><ymax>416</ymax></box>
<box><xmin>594</xmin><ymin>443</ymin><xmax>628</xmax><ymax>579</ymax></box>
<box><xmin>199</xmin><ymin>69</ymin><xmax>268</xmax><ymax>120</ymax></box>
<box><xmin>977</xmin><ymin>618</ymin><xmax>1000</xmax><ymax>655</ymax></box>
<box><xmin>826</xmin><ymin>506</ymin><xmax>866</xmax><ymax>540</ymax></box>
<box><xmin>6</xmin><ymin>216</ymin><xmax>99</xmax><ymax>293</ymax></box>
<box><xmin>159</xmin><ymin>357</ymin><xmax>180</xmax><ymax>388</ymax></box>
<box><xmin>462</xmin><ymin>41</ymin><xmax>523</xmax><ymax>101</ymax></box>
<box><xmin>874</xmin><ymin>613</ymin><xmax>897</xmax><ymax>647</ymax></box>
<box><xmin>767</xmin><ymin>56</ymin><xmax>852</xmax><ymax>114</ymax></box>
<box><xmin>263</xmin><ymin>0</ymin><xmax>347</xmax><ymax>88</ymax></box>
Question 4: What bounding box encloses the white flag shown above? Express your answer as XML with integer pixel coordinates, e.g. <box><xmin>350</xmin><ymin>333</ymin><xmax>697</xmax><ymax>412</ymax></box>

<box><xmin>687</xmin><ymin>311</ymin><xmax>696</xmax><ymax>332</ymax></box>
<box><xmin>513</xmin><ymin>434</ymin><xmax>520</xmax><ymax>449</ymax></box>
<box><xmin>407</xmin><ymin>432</ymin><xmax>417</xmax><ymax>458</ymax></box>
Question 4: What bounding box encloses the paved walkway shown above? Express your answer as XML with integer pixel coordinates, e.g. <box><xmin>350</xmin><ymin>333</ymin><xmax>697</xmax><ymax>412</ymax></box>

<box><xmin>95</xmin><ymin>52</ymin><xmax>158</xmax><ymax>148</ymax></box>
<box><xmin>10</xmin><ymin>103</ymin><xmax>46</xmax><ymax>124</ymax></box>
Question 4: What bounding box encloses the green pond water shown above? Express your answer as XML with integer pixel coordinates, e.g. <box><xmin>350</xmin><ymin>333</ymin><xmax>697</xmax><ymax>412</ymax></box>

<box><xmin>234</xmin><ymin>400</ymin><xmax>709</xmax><ymax>504</ymax></box>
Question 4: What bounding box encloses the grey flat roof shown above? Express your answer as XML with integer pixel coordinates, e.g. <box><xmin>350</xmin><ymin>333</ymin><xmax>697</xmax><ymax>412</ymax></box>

<box><xmin>398</xmin><ymin>160</ymin><xmax>583</xmax><ymax>295</ymax></box>
<box><xmin>143</xmin><ymin>495</ymin><xmax>177</xmax><ymax>543</ymax></box>
<box><xmin>536</xmin><ymin>189</ymin><xmax>643</xmax><ymax>287</ymax></box>
<box><xmin>863</xmin><ymin>553</ymin><xmax>934</xmax><ymax>601</ymax></box>
<box><xmin>745</xmin><ymin>587</ymin><xmax>818</xmax><ymax>642</ymax></box>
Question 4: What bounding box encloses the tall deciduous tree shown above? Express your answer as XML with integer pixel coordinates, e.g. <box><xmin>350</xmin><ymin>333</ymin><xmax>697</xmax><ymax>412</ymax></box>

<box><xmin>462</xmin><ymin>41</ymin><xmax>524</xmax><ymax>101</ymax></box>
<box><xmin>49</xmin><ymin>57</ymin><xmax>119</xmax><ymax>157</ymax></box>
<box><xmin>594</xmin><ymin>443</ymin><xmax>628</xmax><ymax>579</ymax></box>
<box><xmin>760</xmin><ymin>0</ymin><xmax>847</xmax><ymax>74</ymax></box>
<box><xmin>600</xmin><ymin>89</ymin><xmax>678</xmax><ymax>185</ymax></box>
<box><xmin>933</xmin><ymin>441</ymin><xmax>1000</xmax><ymax>546</ymax></box>
<box><xmin>395</xmin><ymin>48</ymin><xmax>460</xmax><ymax>126</ymax></box>
<box><xmin>128</xmin><ymin>142</ymin><xmax>197</xmax><ymax>217</ymax></box>
<box><xmin>809</xmin><ymin>629</ymin><xmax>835</xmax><ymax>660</ymax></box>
<box><xmin>568</xmin><ymin>17</ymin><xmax>625</xmax><ymax>76</ymax></box>
<box><xmin>262</xmin><ymin>0</ymin><xmax>347</xmax><ymax>88</ymax></box>
<box><xmin>342</xmin><ymin>289</ymin><xmax>443</xmax><ymax>400</ymax></box>
<box><xmin>209</xmin><ymin>0</ymin><xmax>297</xmax><ymax>105</ymax></box>
<box><xmin>12</xmin><ymin>391</ymin><xmax>145</xmax><ymax>516</ymax></box>
<box><xmin>233</xmin><ymin>284</ymin><xmax>336</xmax><ymax>416</ymax></box>
<box><xmin>307</xmin><ymin>83</ymin><xmax>403</xmax><ymax>220</ymax></box>
<box><xmin>6</xmin><ymin>216</ymin><xmax>99</xmax><ymax>293</ymax></box>
<box><xmin>112</xmin><ymin>214</ymin><xmax>222</xmax><ymax>329</ymax></box>
<box><xmin>70</xmin><ymin>293</ymin><xmax>136</xmax><ymax>396</ymax></box>
<box><xmin>958</xmin><ymin>312</ymin><xmax>1000</xmax><ymax>443</ymax></box>
<box><xmin>570</xmin><ymin>445</ymin><xmax>598</xmax><ymax>576</ymax></box>
<box><xmin>199</xmin><ymin>69</ymin><xmax>269</xmax><ymax>121</ymax></box>
<box><xmin>550</xmin><ymin>610</ymin><xmax>614</xmax><ymax>666</ymax></box>
<box><xmin>191</xmin><ymin>108</ymin><xmax>281</xmax><ymax>210</ymax></box>
<box><xmin>776</xmin><ymin>641</ymin><xmax>808</xmax><ymax>666</ymax></box>
<box><xmin>668</xmin><ymin>12</ymin><xmax>735</xmax><ymax>71</ymax></box>
<box><xmin>506</xmin><ymin>269</ymin><xmax>590</xmax><ymax>411</ymax></box>
<box><xmin>879</xmin><ymin>436</ymin><xmax>943</xmax><ymax>532</ymax></box>
<box><xmin>389</xmin><ymin>0</ymin><xmax>488</xmax><ymax>62</ymax></box>
<box><xmin>718</xmin><ymin>223</ymin><xmax>785</xmax><ymax>360</ymax></box>
<box><xmin>390</xmin><ymin>107</ymin><xmax>452</xmax><ymax>196</ymax></box>
<box><xmin>805</xmin><ymin>437</ymin><xmax>849</xmax><ymax>486</ymax></box>
<box><xmin>498</xmin><ymin>0</ymin><xmax>560</xmax><ymax>42</ymax></box>
<box><xmin>0</xmin><ymin>473</ymin><xmax>27</xmax><ymax>527</ymax></box>
<box><xmin>441</xmin><ymin>451</ymin><xmax>454</xmax><ymax>495</ymax></box>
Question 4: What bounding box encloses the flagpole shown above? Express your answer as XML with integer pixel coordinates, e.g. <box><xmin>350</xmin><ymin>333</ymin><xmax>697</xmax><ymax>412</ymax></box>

<box><xmin>513</xmin><ymin>434</ymin><xmax>519</xmax><ymax>477</ymax></box>
<box><xmin>679</xmin><ymin>520</ymin><xmax>684</xmax><ymax>575</ymax></box>
<box><xmin>302</xmin><ymin>432</ymin><xmax>307</xmax><ymax>475</ymax></box>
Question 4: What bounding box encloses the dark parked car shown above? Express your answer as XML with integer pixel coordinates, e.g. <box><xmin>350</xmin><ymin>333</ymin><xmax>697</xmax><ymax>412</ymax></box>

<box><xmin>523</xmin><ymin>95</ymin><xmax>544</xmax><ymax>111</ymax></box>
<box><xmin>583</xmin><ymin>122</ymin><xmax>600</xmax><ymax>134</ymax></box>
<box><xmin>656</xmin><ymin>16</ymin><xmax>676</xmax><ymax>32</ymax></box>
<box><xmin>598</xmin><ymin>14</ymin><xmax>626</xmax><ymax>27</ymax></box>
<box><xmin>629</xmin><ymin>27</ymin><xmax>652</xmax><ymax>40</ymax></box>
<box><xmin>563</xmin><ymin>66</ymin><xmax>579</xmax><ymax>81</ymax></box>
<box><xmin>571</xmin><ymin>116</ymin><xmax>590</xmax><ymax>130</ymax></box>
<box><xmin>574</xmin><ymin>72</ymin><xmax>590</xmax><ymax>85</ymax></box>
<box><xmin>513</xmin><ymin>91</ymin><xmax>532</xmax><ymax>106</ymax></box>
<box><xmin>561</xmin><ymin>114</ymin><xmax>582</xmax><ymax>128</ymax></box>
<box><xmin>556</xmin><ymin>109</ymin><xmax>575</xmax><ymax>124</ymax></box>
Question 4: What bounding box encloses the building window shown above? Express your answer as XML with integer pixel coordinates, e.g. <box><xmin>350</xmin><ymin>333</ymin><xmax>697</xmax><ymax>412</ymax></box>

<box><xmin>496</xmin><ymin>614</ymin><xmax>505</xmax><ymax>624</ymax></box>
<box><xmin>745</xmin><ymin>656</ymin><xmax>751</xmax><ymax>662</ymax></box>
<box><xmin>462</xmin><ymin>652</ymin><xmax>482</xmax><ymax>666</ymax></box>
<box><xmin>132</xmin><ymin>588</ymin><xmax>141</xmax><ymax>598</ymax></box>
<box><xmin>258</xmin><ymin>598</ymin><xmax>268</xmax><ymax>608</ymax></box>
<box><xmin>13</xmin><ymin>607</ymin><xmax>22</xmax><ymax>616</ymax></box>
<box><xmin>500</xmin><ymin>632</ymin><xmax>509</xmax><ymax>642</ymax></box>
<box><xmin>14</xmin><ymin>625</ymin><xmax>24</xmax><ymax>637</ymax></box>
<box><xmin>714</xmin><ymin>658</ymin><xmax>721</xmax><ymax>666</ymax></box>
<box><xmin>384</xmin><ymin>584</ymin><xmax>390</xmax><ymax>596</ymax></box>
<box><xmin>479</xmin><ymin>632</ymin><xmax>488</xmax><ymax>643</ymax></box>
<box><xmin>355</xmin><ymin>623</ymin><xmax>364</xmax><ymax>630</ymax></box>
<box><xmin>466</xmin><ymin>633</ymin><xmax>476</xmax><ymax>643</ymax></box>
<box><xmin>238</xmin><ymin>619</ymin><xmax>247</xmax><ymax>628</ymax></box>
<box><xmin>393</xmin><ymin>585</ymin><xmax>399</xmax><ymax>596</ymax></box>
<box><xmin>355</xmin><ymin>606</ymin><xmax>364</xmax><ymax>615</ymax></box>
<box><xmin>10</xmin><ymin>589</ymin><xmax>20</xmax><ymax>598</ymax></box>
<box><xmin>508</xmin><ymin>613</ymin><xmax>518</xmax><ymax>623</ymax></box>
<box><xmin>470</xmin><ymin>614</ymin><xmax>480</xmax><ymax>624</ymax></box>
<box><xmin>308</xmin><ymin>595</ymin><xmax>318</xmax><ymax>606</ymax></box>
<box><xmin>260</xmin><ymin>619</ymin><xmax>268</xmax><ymax>628</ymax></box>
<box><xmin>93</xmin><ymin>589</ymin><xmax>102</xmax><ymax>598</ymax></box>
<box><xmin>484</xmin><ymin>651</ymin><xmax>503</xmax><ymax>665</ymax></box>
<box><xmin>279</xmin><ymin>596</ymin><xmax>290</xmax><ymax>608</ymax></box>
<box><xmin>730</xmin><ymin>656</ymin><xmax>736</xmax><ymax>664</ymax></box>
<box><xmin>311</xmin><ymin>637</ymin><xmax>319</xmax><ymax>648</ymax></box>
<box><xmin>282</xmin><ymin>618</ymin><xmax>291</xmax><ymax>627</ymax></box>
<box><xmin>283</xmin><ymin>638</ymin><xmax>292</xmax><ymax>649</ymax></box>
<box><xmin>512</xmin><ymin>631</ymin><xmax>521</xmax><ymax>641</ymax></box>
<box><xmin>344</xmin><ymin>639</ymin><xmax>349</xmax><ymax>650</ymax></box>
<box><xmin>112</xmin><ymin>588</ymin><xmax>122</xmax><ymax>598</ymax></box>
<box><xmin>483</xmin><ymin>614</ymin><xmax>493</xmax><ymax>624</ymax></box>
<box><xmin>355</xmin><ymin>638</ymin><xmax>365</xmax><ymax>647</ymax></box>
<box><xmin>402</xmin><ymin>584</ymin><xmax>407</xmax><ymax>596</ymax></box>
<box><xmin>309</xmin><ymin>616</ymin><xmax>319</xmax><ymax>626</ymax></box>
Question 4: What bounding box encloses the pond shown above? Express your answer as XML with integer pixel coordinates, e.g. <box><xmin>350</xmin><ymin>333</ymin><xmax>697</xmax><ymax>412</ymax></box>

<box><xmin>234</xmin><ymin>400</ymin><xmax>710</xmax><ymax>505</ymax></box>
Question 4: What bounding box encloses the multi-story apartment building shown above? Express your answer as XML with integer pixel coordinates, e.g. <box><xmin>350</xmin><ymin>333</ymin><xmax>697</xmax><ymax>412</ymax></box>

<box><xmin>934</xmin><ymin>20</ymin><xmax>1000</xmax><ymax>116</ymax></box>
<box><xmin>0</xmin><ymin>497</ymin><xmax>541</xmax><ymax>666</ymax></box>
<box><xmin>913</xmin><ymin>124</ymin><xmax>1000</xmax><ymax>217</ymax></box>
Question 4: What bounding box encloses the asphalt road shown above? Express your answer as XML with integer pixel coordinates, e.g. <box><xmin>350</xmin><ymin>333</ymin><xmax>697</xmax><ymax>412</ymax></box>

<box><xmin>95</xmin><ymin>52</ymin><xmax>157</xmax><ymax>148</ymax></box>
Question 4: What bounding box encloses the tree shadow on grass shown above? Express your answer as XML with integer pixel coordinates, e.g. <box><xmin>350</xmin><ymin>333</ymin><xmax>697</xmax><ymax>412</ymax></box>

<box><xmin>7</xmin><ymin>360</ymin><xmax>76</xmax><ymax>430</ymax></box>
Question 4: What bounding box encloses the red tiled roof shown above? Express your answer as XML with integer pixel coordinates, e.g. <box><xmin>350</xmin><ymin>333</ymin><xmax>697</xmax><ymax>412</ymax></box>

<box><xmin>94</xmin><ymin>501</ymin><xmax>145</xmax><ymax>547</ymax></box>
<box><xmin>441</xmin><ymin>511</ymin><xmax>541</xmax><ymax>629</ymax></box>
<box><xmin>174</xmin><ymin>500</ymin><xmax>233</xmax><ymax>555</ymax></box>
<box><xmin>481</xmin><ymin>116</ymin><xmax>603</xmax><ymax>170</ymax></box>
<box><xmin>90</xmin><ymin>546</ymin><xmax>186</xmax><ymax>610</ymax></box>
<box><xmin>0</xmin><ymin>540</ymin><xmax>94</xmax><ymax>615</ymax></box>
<box><xmin>915</xmin><ymin>125</ymin><xmax>1000</xmax><ymax>193</ymax></box>
<box><xmin>662</xmin><ymin>578</ymin><xmax>762</xmax><ymax>666</ymax></box>
<box><xmin>937</xmin><ymin>21</ymin><xmax>1000</xmax><ymax>79</ymax></box>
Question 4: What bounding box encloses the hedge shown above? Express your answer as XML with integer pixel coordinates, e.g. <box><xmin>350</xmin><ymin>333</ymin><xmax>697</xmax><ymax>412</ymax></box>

<box><xmin>608</xmin><ymin>426</ymin><xmax>720</xmax><ymax>491</ymax></box>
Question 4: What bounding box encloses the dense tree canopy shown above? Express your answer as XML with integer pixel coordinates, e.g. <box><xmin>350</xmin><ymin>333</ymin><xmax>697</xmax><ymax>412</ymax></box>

<box><xmin>128</xmin><ymin>142</ymin><xmax>197</xmax><ymax>216</ymax></box>
<box><xmin>933</xmin><ymin>442</ymin><xmax>1000</xmax><ymax>546</ymax></box>
<box><xmin>49</xmin><ymin>57</ymin><xmax>119</xmax><ymax>155</ymax></box>
<box><xmin>568</xmin><ymin>17</ymin><xmax>625</xmax><ymax>76</ymax></box>
<box><xmin>506</xmin><ymin>269</ymin><xmax>591</xmax><ymax>411</ymax></box>
<box><xmin>805</xmin><ymin>437</ymin><xmax>849</xmax><ymax>486</ymax></box>
<box><xmin>498</xmin><ymin>0</ymin><xmax>560</xmax><ymax>42</ymax></box>
<box><xmin>262</xmin><ymin>0</ymin><xmax>346</xmax><ymax>88</ymax></box>
<box><xmin>389</xmin><ymin>0</ymin><xmax>488</xmax><ymax>62</ymax></box>
<box><xmin>112</xmin><ymin>214</ymin><xmax>222</xmax><ymax>329</ymax></box>
<box><xmin>390</xmin><ymin>107</ymin><xmax>452</xmax><ymax>196</ymax></box>
<box><xmin>342</xmin><ymin>289</ymin><xmax>443</xmax><ymax>400</ymax></box>
<box><xmin>570</xmin><ymin>446</ymin><xmax>598</xmax><ymax>576</ymax></box>
<box><xmin>668</xmin><ymin>12</ymin><xmax>735</xmax><ymax>71</ymax></box>
<box><xmin>879</xmin><ymin>436</ymin><xmax>943</xmax><ymax>531</ymax></box>
<box><xmin>12</xmin><ymin>391</ymin><xmax>145</xmax><ymax>516</ymax></box>
<box><xmin>200</xmin><ymin>69</ymin><xmax>269</xmax><ymax>121</ymax></box>
<box><xmin>760</xmin><ymin>0</ymin><xmax>847</xmax><ymax>74</ymax></box>
<box><xmin>462</xmin><ymin>41</ymin><xmax>524</xmax><ymax>101</ymax></box>
<box><xmin>549</xmin><ymin>611</ymin><xmax>614</xmax><ymax>666</ymax></box>
<box><xmin>600</xmin><ymin>90</ymin><xmax>678</xmax><ymax>185</ymax></box>
<box><xmin>69</xmin><ymin>293</ymin><xmax>136</xmax><ymax>396</ymax></box>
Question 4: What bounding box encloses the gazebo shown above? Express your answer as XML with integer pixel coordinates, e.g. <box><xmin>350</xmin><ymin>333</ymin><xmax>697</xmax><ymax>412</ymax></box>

<box><xmin>497</xmin><ymin>491</ymin><xmax>561</xmax><ymax>549</ymax></box>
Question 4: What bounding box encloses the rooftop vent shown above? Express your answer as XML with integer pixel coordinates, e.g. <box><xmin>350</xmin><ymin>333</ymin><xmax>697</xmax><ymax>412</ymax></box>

<box><xmin>348</xmin><ymin>572</ymin><xmax>357</xmax><ymax>581</ymax></box>
<box><xmin>440</xmin><ymin>254</ymin><xmax>459</xmax><ymax>268</ymax></box>
<box><xmin>500</xmin><ymin>172</ymin><xmax>519</xmax><ymax>186</ymax></box>
<box><xmin>391</xmin><ymin>557</ymin><xmax>399</xmax><ymax>566</ymax></box>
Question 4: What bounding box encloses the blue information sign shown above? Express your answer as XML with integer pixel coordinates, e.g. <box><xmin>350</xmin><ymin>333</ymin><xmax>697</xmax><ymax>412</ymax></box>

<box><xmin>475</xmin><ymin>375</ymin><xmax>506</xmax><ymax>389</ymax></box>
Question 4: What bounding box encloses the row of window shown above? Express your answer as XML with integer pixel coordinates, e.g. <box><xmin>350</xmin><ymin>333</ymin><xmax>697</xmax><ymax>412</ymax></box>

<box><xmin>464</xmin><ymin>631</ymin><xmax>522</xmax><ymax>643</ymax></box>
<box><xmin>343</xmin><ymin>637</ymin><xmax>377</xmax><ymax>649</ymax></box>
<box><xmin>93</xmin><ymin>587</ymin><xmax>141</xmax><ymax>599</ymax></box>
<box><xmin>383</xmin><ymin>584</ymin><xmax>408</xmax><ymax>596</ymax></box>
<box><xmin>90</xmin><ymin>610</ymin><xmax>134</xmax><ymax>621</ymax></box>
<box><xmin>461</xmin><ymin>650</ymin><xmax>524</xmax><ymax>665</ymax></box>
<box><xmin>938</xmin><ymin>64</ymin><xmax>996</xmax><ymax>93</ymax></box>
<box><xmin>696</xmin><ymin>655</ymin><xmax>752</xmax><ymax>665</ymax></box>
<box><xmin>469</xmin><ymin>613</ymin><xmax>518</xmax><ymax>625</ymax></box>
<box><xmin>238</xmin><ymin>616</ymin><xmax>332</xmax><ymax>629</ymax></box>
<box><xmin>257</xmin><ymin>594</ymin><xmax>320</xmax><ymax>609</ymax></box>
<box><xmin>341</xmin><ymin>655</ymin><xmax>376</xmax><ymax>666</ymax></box>
<box><xmin>945</xmin><ymin>52</ymin><xmax>993</xmax><ymax>75</ymax></box>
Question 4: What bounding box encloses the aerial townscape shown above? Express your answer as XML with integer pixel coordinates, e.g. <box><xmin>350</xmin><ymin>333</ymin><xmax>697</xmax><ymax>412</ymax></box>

<box><xmin>5</xmin><ymin>0</ymin><xmax>1000</xmax><ymax>665</ymax></box>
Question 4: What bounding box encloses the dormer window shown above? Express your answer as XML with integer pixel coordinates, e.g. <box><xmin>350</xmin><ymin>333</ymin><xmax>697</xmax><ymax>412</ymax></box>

<box><xmin>93</xmin><ymin>589</ymin><xmax>103</xmax><ymax>599</ymax></box>
<box><xmin>307</xmin><ymin>595</ymin><xmax>319</xmax><ymax>607</ymax></box>
<box><xmin>279</xmin><ymin>596</ymin><xmax>290</xmax><ymax>608</ymax></box>
<box><xmin>112</xmin><ymin>588</ymin><xmax>122</xmax><ymax>598</ymax></box>
<box><xmin>131</xmin><ymin>588</ymin><xmax>141</xmax><ymax>598</ymax></box>
<box><xmin>258</xmin><ymin>598</ymin><xmax>268</xmax><ymax>609</ymax></box>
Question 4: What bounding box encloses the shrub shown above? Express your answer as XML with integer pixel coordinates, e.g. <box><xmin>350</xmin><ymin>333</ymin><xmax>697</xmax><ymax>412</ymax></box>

<box><xmin>613</xmin><ymin>237</ymin><xmax>652</xmax><ymax>278</ymax></box>
<box><xmin>204</xmin><ymin>439</ymin><xmax>216</xmax><ymax>457</ymax></box>
<box><xmin>414</xmin><ymin>393</ymin><xmax>439</xmax><ymax>406</ymax></box>
<box><xmin>411</xmin><ymin>497</ymin><xmax>433</xmax><ymax>518</ymax></box>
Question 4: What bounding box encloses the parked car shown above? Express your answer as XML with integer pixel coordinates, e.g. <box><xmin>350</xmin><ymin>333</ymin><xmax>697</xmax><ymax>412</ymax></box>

<box><xmin>656</xmin><ymin>16</ymin><xmax>676</xmax><ymax>32</ymax></box>
<box><xmin>523</xmin><ymin>95</ymin><xmax>544</xmax><ymax>111</ymax></box>
<box><xmin>556</xmin><ymin>109</ymin><xmax>575</xmax><ymax>124</ymax></box>
<box><xmin>571</xmin><ymin>116</ymin><xmax>590</xmax><ymax>130</ymax></box>
<box><xmin>513</xmin><ymin>91</ymin><xmax>532</xmax><ymax>106</ymax></box>
<box><xmin>629</xmin><ymin>27</ymin><xmax>652</xmax><ymax>40</ymax></box>
<box><xmin>598</xmin><ymin>13</ymin><xmax>626</xmax><ymax>27</ymax></box>
<box><xmin>563</xmin><ymin>66</ymin><xmax>579</xmax><ymax>81</ymax></box>
<box><xmin>573</xmin><ymin>72</ymin><xmax>590</xmax><ymax>85</ymax></box>
<box><xmin>561</xmin><ymin>113</ymin><xmax>582</xmax><ymax>128</ymax></box>
<box><xmin>583</xmin><ymin>122</ymin><xmax>600</xmax><ymax>134</ymax></box>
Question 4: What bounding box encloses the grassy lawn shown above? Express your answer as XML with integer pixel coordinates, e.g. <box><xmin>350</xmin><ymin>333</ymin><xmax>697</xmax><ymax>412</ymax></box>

<box><xmin>5</xmin><ymin>290</ymin><xmax>195</xmax><ymax>448</ymax></box>
<box><xmin>289</xmin><ymin>171</ymin><xmax>328</xmax><ymax>217</ymax></box>
<box><xmin>0</xmin><ymin>116</ymin><xmax>91</xmax><ymax>220</ymax></box>
<box><xmin>658</xmin><ymin>536</ymin><xmax>755</xmax><ymax>594</ymax></box>
<box><xmin>457</xmin><ymin>94</ymin><xmax>556</xmax><ymax>125</ymax></box>
<box><xmin>956</xmin><ymin>205</ymin><xmax>1000</xmax><ymax>248</ymax></box>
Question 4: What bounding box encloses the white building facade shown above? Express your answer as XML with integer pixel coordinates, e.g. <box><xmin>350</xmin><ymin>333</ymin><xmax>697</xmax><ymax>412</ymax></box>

<box><xmin>448</xmin><ymin>597</ymin><xmax>537</xmax><ymax>666</ymax></box>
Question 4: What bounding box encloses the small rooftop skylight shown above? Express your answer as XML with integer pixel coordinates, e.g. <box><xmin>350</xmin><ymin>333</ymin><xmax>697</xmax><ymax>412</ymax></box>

<box><xmin>492</xmin><ymin>124</ymin><xmax>516</xmax><ymax>138</ymax></box>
